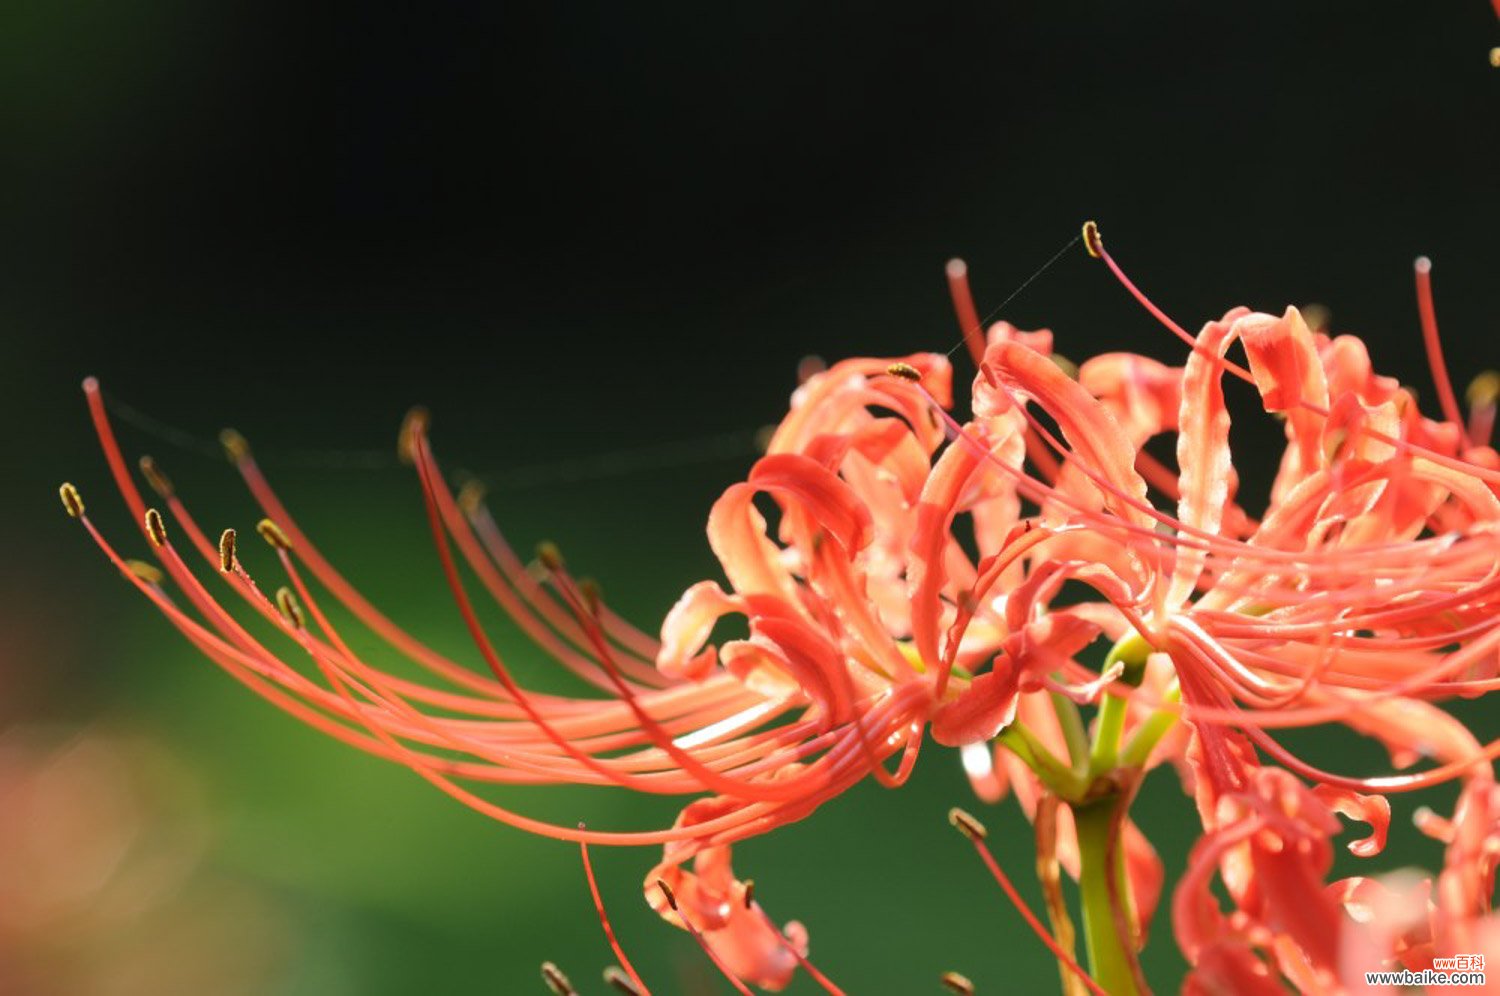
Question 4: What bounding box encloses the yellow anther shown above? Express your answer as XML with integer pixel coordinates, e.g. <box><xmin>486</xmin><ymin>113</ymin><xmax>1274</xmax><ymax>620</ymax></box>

<box><xmin>1466</xmin><ymin>370</ymin><xmax>1500</xmax><ymax>409</ymax></box>
<box><xmin>536</xmin><ymin>541</ymin><xmax>565</xmax><ymax>572</ymax></box>
<box><xmin>256</xmin><ymin>518</ymin><xmax>292</xmax><ymax>552</ymax></box>
<box><xmin>275</xmin><ymin>586</ymin><xmax>305</xmax><ymax>629</ymax></box>
<box><xmin>948</xmin><ymin>806</ymin><xmax>988</xmax><ymax>842</ymax></box>
<box><xmin>540</xmin><ymin>962</ymin><xmax>577</xmax><ymax>996</ymax></box>
<box><xmin>602</xmin><ymin>966</ymin><xmax>641</xmax><ymax>995</ymax></box>
<box><xmin>940</xmin><ymin>970</ymin><xmax>976</xmax><ymax>995</ymax></box>
<box><xmin>397</xmin><ymin>406</ymin><xmax>430</xmax><ymax>464</ymax></box>
<box><xmin>219</xmin><ymin>428</ymin><xmax>251</xmax><ymax>463</ymax></box>
<box><xmin>138</xmin><ymin>456</ymin><xmax>174</xmax><ymax>498</ymax></box>
<box><xmin>125</xmin><ymin>559</ymin><xmax>165</xmax><ymax>585</ymax></box>
<box><xmin>145</xmin><ymin>508</ymin><xmax>168</xmax><ymax>547</ymax></box>
<box><xmin>456</xmin><ymin>479</ymin><xmax>487</xmax><ymax>517</ymax></box>
<box><xmin>59</xmin><ymin>482</ymin><xmax>85</xmax><ymax>519</ymax></box>
<box><xmin>219</xmin><ymin>528</ymin><xmax>237</xmax><ymax>572</ymax></box>
<box><xmin>1082</xmin><ymin>220</ymin><xmax>1103</xmax><ymax>259</ymax></box>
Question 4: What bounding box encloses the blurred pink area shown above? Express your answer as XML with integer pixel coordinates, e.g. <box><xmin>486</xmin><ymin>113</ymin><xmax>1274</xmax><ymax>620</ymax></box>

<box><xmin>0</xmin><ymin>727</ymin><xmax>291</xmax><ymax>996</ymax></box>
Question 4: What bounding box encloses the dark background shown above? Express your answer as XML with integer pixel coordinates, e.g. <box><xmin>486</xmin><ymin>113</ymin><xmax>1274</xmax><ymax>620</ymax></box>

<box><xmin>3</xmin><ymin>3</ymin><xmax>1497</xmax><ymax>994</ymax></box>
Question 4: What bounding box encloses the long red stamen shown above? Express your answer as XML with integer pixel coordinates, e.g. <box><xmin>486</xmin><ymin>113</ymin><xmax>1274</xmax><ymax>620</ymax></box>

<box><xmin>579</xmin><ymin>835</ymin><xmax>651</xmax><ymax>996</ymax></box>
<box><xmin>946</xmin><ymin>258</ymin><xmax>988</xmax><ymax>367</ymax></box>
<box><xmin>1414</xmin><ymin>256</ymin><xmax>1470</xmax><ymax>446</ymax></box>
<box><xmin>948</xmin><ymin>808</ymin><xmax>1109</xmax><ymax>996</ymax></box>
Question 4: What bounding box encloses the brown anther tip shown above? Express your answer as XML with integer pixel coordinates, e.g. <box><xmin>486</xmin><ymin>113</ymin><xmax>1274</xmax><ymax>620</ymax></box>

<box><xmin>886</xmin><ymin>361</ymin><xmax>923</xmax><ymax>382</ymax></box>
<box><xmin>940</xmin><ymin>970</ymin><xmax>976</xmax><ymax>995</ymax></box>
<box><xmin>138</xmin><ymin>456</ymin><xmax>175</xmax><ymax>498</ymax></box>
<box><xmin>742</xmin><ymin>879</ymin><xmax>755</xmax><ymax>909</ymax></box>
<box><xmin>257</xmin><ymin>518</ymin><xmax>293</xmax><ymax>551</ymax></box>
<box><xmin>602</xmin><ymin>966</ymin><xmax>642</xmax><ymax>995</ymax></box>
<box><xmin>397</xmin><ymin>406</ymin><xmax>430</xmax><ymax>464</ymax></box>
<box><xmin>579</xmin><ymin>577</ymin><xmax>602</xmax><ymax>615</ymax></box>
<box><xmin>455</xmin><ymin>479</ymin><xmax>487</xmax><ymax>517</ymax></box>
<box><xmin>144</xmin><ymin>508</ymin><xmax>168</xmax><ymax>547</ymax></box>
<box><xmin>540</xmin><ymin>962</ymin><xmax>577</xmax><ymax>996</ymax></box>
<box><xmin>275</xmin><ymin>586</ymin><xmax>305</xmax><ymax>629</ymax></box>
<box><xmin>125</xmin><ymin>559</ymin><xmax>165</xmax><ymax>586</ymax></box>
<box><xmin>59</xmin><ymin>482</ymin><xmax>85</xmax><ymax>519</ymax></box>
<box><xmin>948</xmin><ymin>807</ymin><xmax>988</xmax><ymax>841</ymax></box>
<box><xmin>656</xmin><ymin>878</ymin><xmax>678</xmax><ymax>911</ymax></box>
<box><xmin>219</xmin><ymin>428</ymin><xmax>251</xmax><ymax>463</ymax></box>
<box><xmin>218</xmin><ymin>528</ymin><xmax>238</xmax><ymax>572</ymax></box>
<box><xmin>1466</xmin><ymin>370</ymin><xmax>1500</xmax><ymax>408</ymax></box>
<box><xmin>1082</xmin><ymin>220</ymin><xmax>1103</xmax><ymax>259</ymax></box>
<box><xmin>536</xmin><ymin>541</ymin><xmax>564</xmax><ymax>572</ymax></box>
<box><xmin>1300</xmin><ymin>303</ymin><xmax>1332</xmax><ymax>335</ymax></box>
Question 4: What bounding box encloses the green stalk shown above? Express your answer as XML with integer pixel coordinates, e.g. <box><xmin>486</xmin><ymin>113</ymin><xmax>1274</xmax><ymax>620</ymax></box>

<box><xmin>1121</xmin><ymin>683</ymin><xmax>1181</xmax><ymax>770</ymax></box>
<box><xmin>998</xmin><ymin>721</ymin><xmax>1088</xmax><ymax>800</ymax></box>
<box><xmin>1073</xmin><ymin>798</ymin><xmax>1142</xmax><ymax>996</ymax></box>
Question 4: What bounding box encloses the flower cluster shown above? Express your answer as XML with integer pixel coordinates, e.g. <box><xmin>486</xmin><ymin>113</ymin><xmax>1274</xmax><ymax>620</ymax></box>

<box><xmin>64</xmin><ymin>224</ymin><xmax>1500</xmax><ymax>993</ymax></box>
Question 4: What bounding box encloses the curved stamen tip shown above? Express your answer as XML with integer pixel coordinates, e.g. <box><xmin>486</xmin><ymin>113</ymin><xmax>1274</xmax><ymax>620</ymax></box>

<box><xmin>579</xmin><ymin>577</ymin><xmax>603</xmax><ymax>615</ymax></box>
<box><xmin>1466</xmin><ymin>370</ymin><xmax>1500</xmax><ymax>408</ymax></box>
<box><xmin>138</xmin><ymin>456</ymin><xmax>174</xmax><ymax>498</ymax></box>
<box><xmin>886</xmin><ymin>362</ymin><xmax>923</xmax><ymax>382</ymax></box>
<box><xmin>455</xmin><ymin>479</ymin><xmax>487</xmax><ymax>517</ymax></box>
<box><xmin>275</xmin><ymin>586</ymin><xmax>306</xmax><ymax>629</ymax></box>
<box><xmin>602</xmin><ymin>966</ymin><xmax>643</xmax><ymax>995</ymax></box>
<box><xmin>219</xmin><ymin>428</ymin><xmax>251</xmax><ymax>463</ymax></box>
<box><xmin>144</xmin><ymin>508</ymin><xmax>168</xmax><ymax>547</ymax></box>
<box><xmin>257</xmin><ymin>518</ymin><xmax>293</xmax><ymax>552</ymax></box>
<box><xmin>540</xmin><ymin>962</ymin><xmax>578</xmax><ymax>996</ymax></box>
<box><xmin>218</xmin><ymin>528</ymin><xmax>238</xmax><ymax>572</ymax></box>
<box><xmin>397</xmin><ymin>406</ymin><xmax>431</xmax><ymax>464</ymax></box>
<box><xmin>59</xmin><ymin>482</ymin><xmax>85</xmax><ymax>519</ymax></box>
<box><xmin>940</xmin><ymin>970</ymin><xmax>976</xmax><ymax>995</ymax></box>
<box><xmin>125</xmin><ymin>559</ymin><xmax>165</xmax><ymax>586</ymax></box>
<box><xmin>536</xmin><ymin>541</ymin><xmax>565</xmax><ymax>572</ymax></box>
<box><xmin>741</xmin><ymin>879</ymin><xmax>755</xmax><ymax>909</ymax></box>
<box><xmin>1082</xmin><ymin>220</ymin><xmax>1103</xmax><ymax>259</ymax></box>
<box><xmin>1414</xmin><ymin>255</ymin><xmax>1433</xmax><ymax>274</ymax></box>
<box><xmin>655</xmin><ymin>878</ymin><xmax>679</xmax><ymax>911</ymax></box>
<box><xmin>948</xmin><ymin>806</ymin><xmax>988</xmax><ymax>841</ymax></box>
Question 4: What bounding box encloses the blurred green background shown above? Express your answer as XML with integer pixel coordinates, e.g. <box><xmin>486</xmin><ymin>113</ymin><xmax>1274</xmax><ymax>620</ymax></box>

<box><xmin>3</xmin><ymin>2</ymin><xmax>1497</xmax><ymax>993</ymax></box>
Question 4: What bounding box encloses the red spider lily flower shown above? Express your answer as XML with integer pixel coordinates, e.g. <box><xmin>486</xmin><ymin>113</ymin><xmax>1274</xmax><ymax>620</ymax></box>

<box><xmin>61</xmin><ymin>222</ymin><xmax>1500</xmax><ymax>993</ymax></box>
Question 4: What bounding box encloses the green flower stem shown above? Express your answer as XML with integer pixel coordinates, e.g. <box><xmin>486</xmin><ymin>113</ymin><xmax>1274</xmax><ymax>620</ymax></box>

<box><xmin>1121</xmin><ymin>683</ymin><xmax>1181</xmax><ymax>770</ymax></box>
<box><xmin>1088</xmin><ymin>693</ymin><xmax>1129</xmax><ymax>777</ymax></box>
<box><xmin>997</xmin><ymin>721</ymin><xmax>1088</xmax><ymax>800</ymax></box>
<box><xmin>1074</xmin><ymin>798</ymin><xmax>1142</xmax><ymax>996</ymax></box>
<box><xmin>1050</xmin><ymin>690</ymin><xmax>1091</xmax><ymax>775</ymax></box>
<box><xmin>1090</xmin><ymin>630</ymin><xmax>1155</xmax><ymax>777</ymax></box>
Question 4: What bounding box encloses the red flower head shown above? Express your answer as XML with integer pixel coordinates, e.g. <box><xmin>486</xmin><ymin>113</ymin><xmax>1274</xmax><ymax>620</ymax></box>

<box><xmin>62</xmin><ymin>223</ymin><xmax>1500</xmax><ymax>993</ymax></box>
